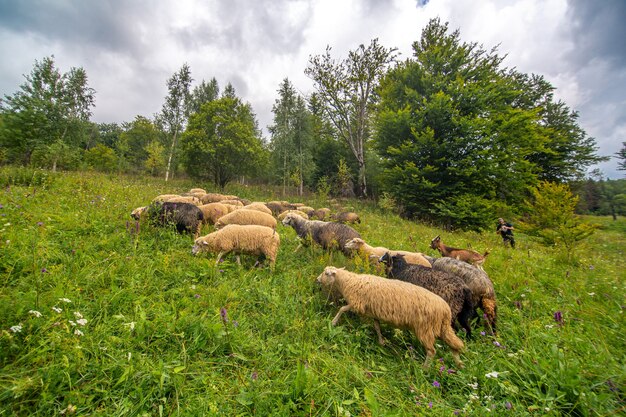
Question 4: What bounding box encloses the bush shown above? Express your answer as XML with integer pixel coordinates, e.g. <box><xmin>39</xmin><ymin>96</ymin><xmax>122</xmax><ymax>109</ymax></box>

<box><xmin>0</xmin><ymin>166</ymin><xmax>56</xmax><ymax>188</ymax></box>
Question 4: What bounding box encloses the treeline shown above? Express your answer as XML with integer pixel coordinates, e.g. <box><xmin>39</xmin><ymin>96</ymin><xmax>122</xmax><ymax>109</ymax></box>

<box><xmin>1</xmin><ymin>19</ymin><xmax>623</xmax><ymax>229</ymax></box>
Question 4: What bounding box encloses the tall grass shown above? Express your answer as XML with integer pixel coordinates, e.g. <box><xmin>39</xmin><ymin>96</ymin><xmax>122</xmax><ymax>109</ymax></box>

<box><xmin>0</xmin><ymin>169</ymin><xmax>624</xmax><ymax>416</ymax></box>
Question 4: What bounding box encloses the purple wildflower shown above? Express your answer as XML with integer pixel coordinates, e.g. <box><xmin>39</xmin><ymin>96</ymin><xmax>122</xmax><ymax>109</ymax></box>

<box><xmin>493</xmin><ymin>341</ymin><xmax>502</xmax><ymax>348</ymax></box>
<box><xmin>220</xmin><ymin>307</ymin><xmax>228</xmax><ymax>323</ymax></box>
<box><xmin>505</xmin><ymin>401</ymin><xmax>512</xmax><ymax>410</ymax></box>
<box><xmin>514</xmin><ymin>300</ymin><xmax>522</xmax><ymax>309</ymax></box>
<box><xmin>233</xmin><ymin>320</ymin><xmax>239</xmax><ymax>327</ymax></box>
<box><xmin>554</xmin><ymin>311</ymin><xmax>563</xmax><ymax>326</ymax></box>
<box><xmin>194</xmin><ymin>294</ymin><xmax>201</xmax><ymax>299</ymax></box>
<box><xmin>41</xmin><ymin>268</ymin><xmax>48</xmax><ymax>273</ymax></box>
<box><xmin>0</xmin><ymin>204</ymin><xmax>3</xmax><ymax>209</ymax></box>
<box><xmin>37</xmin><ymin>221</ymin><xmax>44</xmax><ymax>227</ymax></box>
<box><xmin>454</xmin><ymin>410</ymin><xmax>460</xmax><ymax>415</ymax></box>
<box><xmin>447</xmin><ymin>369</ymin><xmax>457</xmax><ymax>374</ymax></box>
<box><xmin>607</xmin><ymin>379</ymin><xmax>618</xmax><ymax>393</ymax></box>
<box><xmin>251</xmin><ymin>371</ymin><xmax>258</xmax><ymax>381</ymax></box>
<box><xmin>480</xmin><ymin>331</ymin><xmax>486</xmax><ymax>336</ymax></box>
<box><xmin>439</xmin><ymin>365</ymin><xmax>445</xmax><ymax>373</ymax></box>
<box><xmin>428</xmin><ymin>401</ymin><xmax>432</xmax><ymax>409</ymax></box>
<box><xmin>432</xmin><ymin>380</ymin><xmax>440</xmax><ymax>388</ymax></box>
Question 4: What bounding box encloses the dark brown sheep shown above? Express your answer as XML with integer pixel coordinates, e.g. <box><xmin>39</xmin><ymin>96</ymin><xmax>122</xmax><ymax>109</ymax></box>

<box><xmin>142</xmin><ymin>201</ymin><xmax>204</xmax><ymax>237</ymax></box>
<box><xmin>281</xmin><ymin>213</ymin><xmax>360</xmax><ymax>256</ymax></box>
<box><xmin>380</xmin><ymin>253</ymin><xmax>474</xmax><ymax>338</ymax></box>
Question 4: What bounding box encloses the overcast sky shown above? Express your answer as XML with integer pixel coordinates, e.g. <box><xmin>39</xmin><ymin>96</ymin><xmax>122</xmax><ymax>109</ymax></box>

<box><xmin>0</xmin><ymin>0</ymin><xmax>624</xmax><ymax>178</ymax></box>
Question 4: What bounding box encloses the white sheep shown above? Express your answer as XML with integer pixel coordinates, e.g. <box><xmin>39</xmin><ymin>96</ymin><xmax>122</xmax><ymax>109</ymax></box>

<box><xmin>277</xmin><ymin>210</ymin><xmax>310</xmax><ymax>221</ymax></box>
<box><xmin>344</xmin><ymin>238</ymin><xmax>432</xmax><ymax>267</ymax></box>
<box><xmin>244</xmin><ymin>202</ymin><xmax>273</xmax><ymax>215</ymax></box>
<box><xmin>192</xmin><ymin>224</ymin><xmax>280</xmax><ymax>268</ymax></box>
<box><xmin>215</xmin><ymin>209</ymin><xmax>277</xmax><ymax>230</ymax></box>
<box><xmin>316</xmin><ymin>267</ymin><xmax>464</xmax><ymax>369</ymax></box>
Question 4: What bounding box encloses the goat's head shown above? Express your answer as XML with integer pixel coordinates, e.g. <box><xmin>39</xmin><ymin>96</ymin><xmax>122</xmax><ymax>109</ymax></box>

<box><xmin>430</xmin><ymin>235</ymin><xmax>441</xmax><ymax>250</ymax></box>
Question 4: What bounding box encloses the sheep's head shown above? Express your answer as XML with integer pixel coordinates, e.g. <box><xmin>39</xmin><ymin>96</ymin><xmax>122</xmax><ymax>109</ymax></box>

<box><xmin>191</xmin><ymin>234</ymin><xmax>215</xmax><ymax>255</ymax></box>
<box><xmin>430</xmin><ymin>235</ymin><xmax>441</xmax><ymax>250</ymax></box>
<box><xmin>130</xmin><ymin>206</ymin><xmax>146</xmax><ymax>220</ymax></box>
<box><xmin>344</xmin><ymin>237</ymin><xmax>364</xmax><ymax>251</ymax></box>
<box><xmin>282</xmin><ymin>213</ymin><xmax>299</xmax><ymax>226</ymax></box>
<box><xmin>316</xmin><ymin>266</ymin><xmax>341</xmax><ymax>287</ymax></box>
<box><xmin>379</xmin><ymin>252</ymin><xmax>393</xmax><ymax>266</ymax></box>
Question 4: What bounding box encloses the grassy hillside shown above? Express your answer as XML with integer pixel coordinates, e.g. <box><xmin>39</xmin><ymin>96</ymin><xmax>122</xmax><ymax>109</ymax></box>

<box><xmin>0</xmin><ymin>169</ymin><xmax>624</xmax><ymax>416</ymax></box>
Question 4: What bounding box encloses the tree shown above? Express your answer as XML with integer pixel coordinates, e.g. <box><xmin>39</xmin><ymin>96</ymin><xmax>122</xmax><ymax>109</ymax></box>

<box><xmin>518</xmin><ymin>181</ymin><xmax>598</xmax><ymax>261</ymax></box>
<box><xmin>159</xmin><ymin>64</ymin><xmax>192</xmax><ymax>181</ymax></box>
<box><xmin>305</xmin><ymin>39</ymin><xmax>397</xmax><ymax>197</ymax></box>
<box><xmin>144</xmin><ymin>141</ymin><xmax>166</xmax><ymax>176</ymax></box>
<box><xmin>118</xmin><ymin>116</ymin><xmax>160</xmax><ymax>173</ymax></box>
<box><xmin>189</xmin><ymin>78</ymin><xmax>219</xmax><ymax>115</ymax></box>
<box><xmin>180</xmin><ymin>96</ymin><xmax>267</xmax><ymax>189</ymax></box>
<box><xmin>617</xmin><ymin>142</ymin><xmax>626</xmax><ymax>173</ymax></box>
<box><xmin>0</xmin><ymin>56</ymin><xmax>95</xmax><ymax>164</ymax></box>
<box><xmin>375</xmin><ymin>19</ymin><xmax>540</xmax><ymax>229</ymax></box>
<box><xmin>268</xmin><ymin>79</ymin><xmax>314</xmax><ymax>196</ymax></box>
<box><xmin>84</xmin><ymin>144</ymin><xmax>117</xmax><ymax>173</ymax></box>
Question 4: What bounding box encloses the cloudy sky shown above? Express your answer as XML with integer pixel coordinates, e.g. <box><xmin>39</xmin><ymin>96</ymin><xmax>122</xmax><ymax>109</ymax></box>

<box><xmin>0</xmin><ymin>0</ymin><xmax>624</xmax><ymax>178</ymax></box>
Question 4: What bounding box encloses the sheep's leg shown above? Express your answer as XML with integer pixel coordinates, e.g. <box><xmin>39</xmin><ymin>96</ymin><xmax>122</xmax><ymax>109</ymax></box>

<box><xmin>416</xmin><ymin>330</ymin><xmax>436</xmax><ymax>369</ymax></box>
<box><xmin>215</xmin><ymin>252</ymin><xmax>224</xmax><ymax>265</ymax></box>
<box><xmin>331</xmin><ymin>305</ymin><xmax>351</xmax><ymax>326</ymax></box>
<box><xmin>373</xmin><ymin>320</ymin><xmax>385</xmax><ymax>345</ymax></box>
<box><xmin>235</xmin><ymin>255</ymin><xmax>241</xmax><ymax>265</ymax></box>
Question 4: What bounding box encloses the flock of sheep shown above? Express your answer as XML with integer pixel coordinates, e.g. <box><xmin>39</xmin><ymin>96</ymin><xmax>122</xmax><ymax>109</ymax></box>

<box><xmin>130</xmin><ymin>188</ymin><xmax>497</xmax><ymax>368</ymax></box>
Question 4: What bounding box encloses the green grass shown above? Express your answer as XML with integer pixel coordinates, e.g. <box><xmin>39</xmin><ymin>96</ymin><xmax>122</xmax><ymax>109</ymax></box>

<box><xmin>0</xmin><ymin>169</ymin><xmax>624</xmax><ymax>416</ymax></box>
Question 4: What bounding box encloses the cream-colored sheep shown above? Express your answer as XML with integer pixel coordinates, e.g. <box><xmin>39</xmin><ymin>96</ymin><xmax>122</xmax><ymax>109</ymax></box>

<box><xmin>198</xmin><ymin>203</ymin><xmax>230</xmax><ymax>225</ymax></box>
<box><xmin>316</xmin><ymin>267</ymin><xmax>464</xmax><ymax>369</ymax></box>
<box><xmin>345</xmin><ymin>238</ymin><xmax>432</xmax><ymax>267</ymax></box>
<box><xmin>192</xmin><ymin>224</ymin><xmax>280</xmax><ymax>268</ymax></box>
<box><xmin>244</xmin><ymin>202</ymin><xmax>273</xmax><ymax>215</ymax></box>
<box><xmin>215</xmin><ymin>209</ymin><xmax>277</xmax><ymax>230</ymax></box>
<box><xmin>199</xmin><ymin>193</ymin><xmax>239</xmax><ymax>204</ymax></box>
<box><xmin>309</xmin><ymin>207</ymin><xmax>331</xmax><ymax>220</ymax></box>
<box><xmin>277</xmin><ymin>210</ymin><xmax>309</xmax><ymax>221</ymax></box>
<box><xmin>189</xmin><ymin>188</ymin><xmax>207</xmax><ymax>194</ymax></box>
<box><xmin>165</xmin><ymin>195</ymin><xmax>202</xmax><ymax>206</ymax></box>
<box><xmin>219</xmin><ymin>199</ymin><xmax>245</xmax><ymax>207</ymax></box>
<box><xmin>152</xmin><ymin>194</ymin><xmax>180</xmax><ymax>203</ymax></box>
<box><xmin>221</xmin><ymin>203</ymin><xmax>242</xmax><ymax>213</ymax></box>
<box><xmin>332</xmin><ymin>211</ymin><xmax>361</xmax><ymax>224</ymax></box>
<box><xmin>298</xmin><ymin>206</ymin><xmax>315</xmax><ymax>214</ymax></box>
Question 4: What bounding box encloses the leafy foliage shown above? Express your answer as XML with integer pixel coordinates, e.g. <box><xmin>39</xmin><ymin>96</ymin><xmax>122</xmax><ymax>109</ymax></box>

<box><xmin>180</xmin><ymin>96</ymin><xmax>267</xmax><ymax>188</ymax></box>
<box><xmin>306</xmin><ymin>39</ymin><xmax>397</xmax><ymax>196</ymax></box>
<box><xmin>0</xmin><ymin>56</ymin><xmax>95</xmax><ymax>165</ymax></box>
<box><xmin>374</xmin><ymin>19</ymin><xmax>604</xmax><ymax>230</ymax></box>
<box><xmin>518</xmin><ymin>181</ymin><xmax>599</xmax><ymax>260</ymax></box>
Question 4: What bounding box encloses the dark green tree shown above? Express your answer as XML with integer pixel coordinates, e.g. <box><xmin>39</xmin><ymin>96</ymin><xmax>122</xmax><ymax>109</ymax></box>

<box><xmin>118</xmin><ymin>116</ymin><xmax>160</xmax><ymax>173</ymax></box>
<box><xmin>0</xmin><ymin>56</ymin><xmax>95</xmax><ymax>165</ymax></box>
<box><xmin>617</xmin><ymin>142</ymin><xmax>626</xmax><ymax>173</ymax></box>
<box><xmin>306</xmin><ymin>39</ymin><xmax>397</xmax><ymax>197</ymax></box>
<box><xmin>180</xmin><ymin>96</ymin><xmax>267</xmax><ymax>189</ymax></box>
<box><xmin>375</xmin><ymin>19</ymin><xmax>540</xmax><ymax>229</ymax></box>
<box><xmin>158</xmin><ymin>64</ymin><xmax>192</xmax><ymax>181</ymax></box>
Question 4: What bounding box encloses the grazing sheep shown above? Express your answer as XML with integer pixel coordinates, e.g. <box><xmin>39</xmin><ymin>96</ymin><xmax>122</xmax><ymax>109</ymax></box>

<box><xmin>309</xmin><ymin>208</ymin><xmax>331</xmax><ymax>220</ymax></box>
<box><xmin>198</xmin><ymin>203</ymin><xmax>230</xmax><ymax>225</ymax></box>
<box><xmin>215</xmin><ymin>209</ymin><xmax>277</xmax><ymax>230</ymax></box>
<box><xmin>265</xmin><ymin>201</ymin><xmax>288</xmax><ymax>216</ymax></box>
<box><xmin>430</xmin><ymin>236</ymin><xmax>489</xmax><ymax>269</ymax></box>
<box><xmin>221</xmin><ymin>203</ymin><xmax>242</xmax><ymax>213</ymax></box>
<box><xmin>316</xmin><ymin>266</ymin><xmax>464</xmax><ymax>369</ymax></box>
<box><xmin>430</xmin><ymin>257</ymin><xmax>498</xmax><ymax>334</ymax></box>
<box><xmin>199</xmin><ymin>193</ymin><xmax>238</xmax><ymax>204</ymax></box>
<box><xmin>243</xmin><ymin>202</ymin><xmax>273</xmax><ymax>215</ymax></box>
<box><xmin>130</xmin><ymin>206</ymin><xmax>147</xmax><ymax>220</ymax></box>
<box><xmin>152</xmin><ymin>194</ymin><xmax>181</xmax><ymax>203</ymax></box>
<box><xmin>164</xmin><ymin>195</ymin><xmax>202</xmax><ymax>206</ymax></box>
<box><xmin>345</xmin><ymin>238</ymin><xmax>432</xmax><ymax>267</ymax></box>
<box><xmin>143</xmin><ymin>201</ymin><xmax>204</xmax><ymax>237</ymax></box>
<box><xmin>281</xmin><ymin>213</ymin><xmax>360</xmax><ymax>256</ymax></box>
<box><xmin>219</xmin><ymin>199</ymin><xmax>245</xmax><ymax>207</ymax></box>
<box><xmin>193</xmin><ymin>224</ymin><xmax>280</xmax><ymax>268</ymax></box>
<box><xmin>298</xmin><ymin>206</ymin><xmax>315</xmax><ymax>214</ymax></box>
<box><xmin>333</xmin><ymin>211</ymin><xmax>361</xmax><ymax>224</ymax></box>
<box><xmin>380</xmin><ymin>253</ymin><xmax>474</xmax><ymax>338</ymax></box>
<box><xmin>277</xmin><ymin>210</ymin><xmax>309</xmax><ymax>221</ymax></box>
<box><xmin>189</xmin><ymin>188</ymin><xmax>207</xmax><ymax>194</ymax></box>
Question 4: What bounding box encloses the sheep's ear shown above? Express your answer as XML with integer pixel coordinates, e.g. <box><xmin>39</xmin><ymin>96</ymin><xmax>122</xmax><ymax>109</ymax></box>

<box><xmin>202</xmin><ymin>240</ymin><xmax>208</xmax><ymax>245</ymax></box>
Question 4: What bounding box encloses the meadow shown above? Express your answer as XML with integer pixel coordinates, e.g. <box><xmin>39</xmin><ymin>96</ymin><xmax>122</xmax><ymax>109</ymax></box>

<box><xmin>0</xmin><ymin>167</ymin><xmax>624</xmax><ymax>416</ymax></box>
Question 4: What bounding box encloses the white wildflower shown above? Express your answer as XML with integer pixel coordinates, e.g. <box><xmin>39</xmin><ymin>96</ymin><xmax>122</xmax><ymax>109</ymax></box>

<box><xmin>10</xmin><ymin>324</ymin><xmax>23</xmax><ymax>333</ymax></box>
<box><xmin>73</xmin><ymin>311</ymin><xmax>83</xmax><ymax>319</ymax></box>
<box><xmin>59</xmin><ymin>298</ymin><xmax>72</xmax><ymax>303</ymax></box>
<box><xmin>52</xmin><ymin>306</ymin><xmax>63</xmax><ymax>313</ymax></box>
<box><xmin>69</xmin><ymin>320</ymin><xmax>76</xmax><ymax>326</ymax></box>
<box><xmin>468</xmin><ymin>382</ymin><xmax>478</xmax><ymax>390</ymax></box>
<box><xmin>485</xmin><ymin>371</ymin><xmax>500</xmax><ymax>379</ymax></box>
<box><xmin>469</xmin><ymin>393</ymin><xmax>479</xmax><ymax>401</ymax></box>
<box><xmin>190</xmin><ymin>285</ymin><xmax>196</xmax><ymax>290</ymax></box>
<box><xmin>76</xmin><ymin>318</ymin><xmax>87</xmax><ymax>326</ymax></box>
<box><xmin>545</xmin><ymin>324</ymin><xmax>554</xmax><ymax>329</ymax></box>
<box><xmin>74</xmin><ymin>329</ymin><xmax>84</xmax><ymax>336</ymax></box>
<box><xmin>128</xmin><ymin>352</ymin><xmax>132</xmax><ymax>361</ymax></box>
<box><xmin>124</xmin><ymin>322</ymin><xmax>135</xmax><ymax>331</ymax></box>
<box><xmin>29</xmin><ymin>310</ymin><xmax>43</xmax><ymax>318</ymax></box>
<box><xmin>4</xmin><ymin>222</ymin><xmax>10</xmax><ymax>226</ymax></box>
<box><xmin>587</xmin><ymin>292</ymin><xmax>595</xmax><ymax>296</ymax></box>
<box><xmin>520</xmin><ymin>294</ymin><xmax>526</xmax><ymax>298</ymax></box>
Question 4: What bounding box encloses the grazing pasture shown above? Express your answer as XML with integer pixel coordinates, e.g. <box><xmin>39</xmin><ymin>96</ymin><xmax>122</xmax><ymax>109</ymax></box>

<box><xmin>0</xmin><ymin>168</ymin><xmax>624</xmax><ymax>416</ymax></box>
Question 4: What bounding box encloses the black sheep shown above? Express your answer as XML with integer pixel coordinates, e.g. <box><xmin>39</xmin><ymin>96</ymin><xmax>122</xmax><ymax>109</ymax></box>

<box><xmin>145</xmin><ymin>201</ymin><xmax>204</xmax><ymax>236</ymax></box>
<box><xmin>380</xmin><ymin>252</ymin><xmax>474</xmax><ymax>338</ymax></box>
